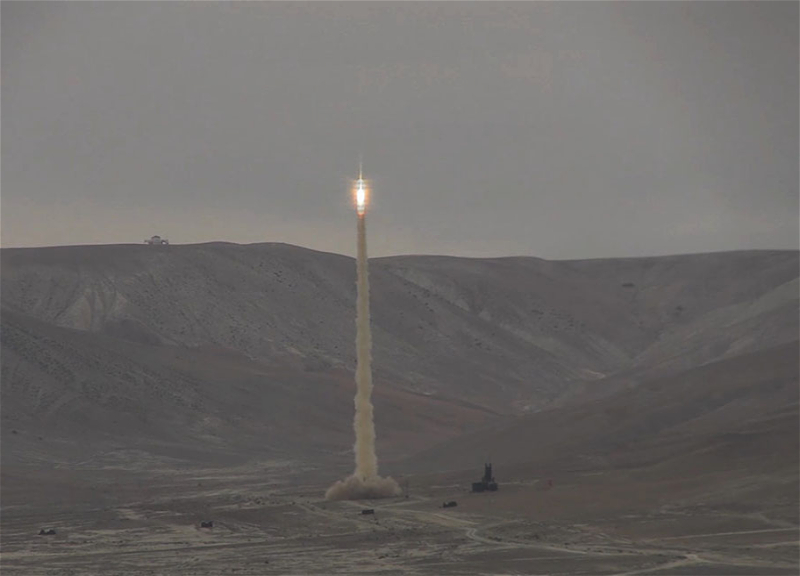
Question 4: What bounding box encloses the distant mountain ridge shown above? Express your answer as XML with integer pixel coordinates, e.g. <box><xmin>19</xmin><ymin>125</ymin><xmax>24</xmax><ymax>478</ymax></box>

<box><xmin>2</xmin><ymin>244</ymin><xmax>797</xmax><ymax>415</ymax></box>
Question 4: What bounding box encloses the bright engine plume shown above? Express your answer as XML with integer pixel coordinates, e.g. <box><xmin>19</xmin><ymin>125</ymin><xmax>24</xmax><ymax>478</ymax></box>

<box><xmin>355</xmin><ymin>163</ymin><xmax>368</xmax><ymax>216</ymax></box>
<box><xmin>325</xmin><ymin>165</ymin><xmax>401</xmax><ymax>501</ymax></box>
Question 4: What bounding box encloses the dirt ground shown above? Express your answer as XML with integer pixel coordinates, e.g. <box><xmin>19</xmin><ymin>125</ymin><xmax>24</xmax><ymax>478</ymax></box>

<box><xmin>2</xmin><ymin>457</ymin><xmax>797</xmax><ymax>576</ymax></box>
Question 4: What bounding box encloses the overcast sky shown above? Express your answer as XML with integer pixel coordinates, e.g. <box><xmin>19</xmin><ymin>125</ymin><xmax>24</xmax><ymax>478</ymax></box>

<box><xmin>2</xmin><ymin>1</ymin><xmax>797</xmax><ymax>259</ymax></box>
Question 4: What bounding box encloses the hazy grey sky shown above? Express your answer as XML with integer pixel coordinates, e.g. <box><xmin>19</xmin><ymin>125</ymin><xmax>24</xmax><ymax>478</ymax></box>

<box><xmin>2</xmin><ymin>1</ymin><xmax>798</xmax><ymax>258</ymax></box>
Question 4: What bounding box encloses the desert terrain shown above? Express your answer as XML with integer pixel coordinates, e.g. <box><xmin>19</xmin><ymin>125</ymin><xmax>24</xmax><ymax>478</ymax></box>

<box><xmin>1</xmin><ymin>244</ymin><xmax>798</xmax><ymax>574</ymax></box>
<box><xmin>2</xmin><ymin>459</ymin><xmax>797</xmax><ymax>576</ymax></box>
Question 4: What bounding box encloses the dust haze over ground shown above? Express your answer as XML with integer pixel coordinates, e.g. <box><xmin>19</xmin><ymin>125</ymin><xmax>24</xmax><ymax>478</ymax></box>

<box><xmin>326</xmin><ymin>214</ymin><xmax>401</xmax><ymax>501</ymax></box>
<box><xmin>1</xmin><ymin>244</ymin><xmax>797</xmax><ymax>574</ymax></box>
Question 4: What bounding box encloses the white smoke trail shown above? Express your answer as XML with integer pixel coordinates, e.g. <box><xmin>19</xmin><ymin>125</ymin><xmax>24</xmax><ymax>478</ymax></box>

<box><xmin>326</xmin><ymin>213</ymin><xmax>401</xmax><ymax>501</ymax></box>
<box><xmin>354</xmin><ymin>214</ymin><xmax>377</xmax><ymax>478</ymax></box>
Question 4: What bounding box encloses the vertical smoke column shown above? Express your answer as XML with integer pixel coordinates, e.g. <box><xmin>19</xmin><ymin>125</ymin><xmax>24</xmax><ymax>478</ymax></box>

<box><xmin>353</xmin><ymin>211</ymin><xmax>378</xmax><ymax>479</ymax></box>
<box><xmin>325</xmin><ymin>167</ymin><xmax>400</xmax><ymax>500</ymax></box>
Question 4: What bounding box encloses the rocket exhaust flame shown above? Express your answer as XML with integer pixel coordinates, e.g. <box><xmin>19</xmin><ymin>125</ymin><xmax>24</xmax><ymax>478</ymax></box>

<box><xmin>326</xmin><ymin>167</ymin><xmax>401</xmax><ymax>501</ymax></box>
<box><xmin>355</xmin><ymin>164</ymin><xmax>368</xmax><ymax>216</ymax></box>
<box><xmin>356</xmin><ymin>179</ymin><xmax>367</xmax><ymax>216</ymax></box>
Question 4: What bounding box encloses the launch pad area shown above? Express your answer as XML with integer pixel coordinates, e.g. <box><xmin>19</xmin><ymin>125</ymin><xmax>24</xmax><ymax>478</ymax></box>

<box><xmin>2</xmin><ymin>456</ymin><xmax>796</xmax><ymax>575</ymax></box>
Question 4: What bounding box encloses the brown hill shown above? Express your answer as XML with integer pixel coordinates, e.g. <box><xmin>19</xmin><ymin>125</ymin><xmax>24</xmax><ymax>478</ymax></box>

<box><xmin>401</xmin><ymin>341</ymin><xmax>799</xmax><ymax>478</ymax></box>
<box><xmin>2</xmin><ymin>244</ymin><xmax>796</xmax><ymax>415</ymax></box>
<box><xmin>1</xmin><ymin>307</ymin><xmax>494</xmax><ymax>467</ymax></box>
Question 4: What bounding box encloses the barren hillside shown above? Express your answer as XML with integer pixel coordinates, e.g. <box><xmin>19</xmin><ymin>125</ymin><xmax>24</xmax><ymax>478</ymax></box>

<box><xmin>3</xmin><ymin>244</ymin><xmax>796</xmax><ymax>416</ymax></box>
<box><xmin>2</xmin><ymin>244</ymin><xmax>797</xmax><ymax>576</ymax></box>
<box><xmin>402</xmin><ymin>341</ymin><xmax>799</xmax><ymax>477</ymax></box>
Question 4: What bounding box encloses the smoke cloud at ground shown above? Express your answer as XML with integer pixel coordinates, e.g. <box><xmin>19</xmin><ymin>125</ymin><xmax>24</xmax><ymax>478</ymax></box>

<box><xmin>326</xmin><ymin>213</ymin><xmax>400</xmax><ymax>500</ymax></box>
<box><xmin>325</xmin><ymin>473</ymin><xmax>401</xmax><ymax>501</ymax></box>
